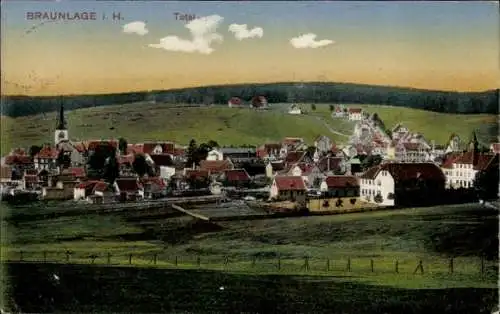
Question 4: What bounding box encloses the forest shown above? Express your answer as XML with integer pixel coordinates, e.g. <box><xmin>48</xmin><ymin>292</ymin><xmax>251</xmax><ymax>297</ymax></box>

<box><xmin>2</xmin><ymin>82</ymin><xmax>498</xmax><ymax>117</ymax></box>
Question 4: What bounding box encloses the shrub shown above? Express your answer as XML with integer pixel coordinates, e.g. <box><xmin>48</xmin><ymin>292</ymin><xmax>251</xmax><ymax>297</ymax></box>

<box><xmin>350</xmin><ymin>198</ymin><xmax>356</xmax><ymax>205</ymax></box>
<box><xmin>374</xmin><ymin>193</ymin><xmax>383</xmax><ymax>203</ymax></box>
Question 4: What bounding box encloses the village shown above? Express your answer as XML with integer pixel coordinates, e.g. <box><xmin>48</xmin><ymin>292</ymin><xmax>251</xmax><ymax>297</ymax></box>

<box><xmin>1</xmin><ymin>100</ymin><xmax>499</xmax><ymax>215</ymax></box>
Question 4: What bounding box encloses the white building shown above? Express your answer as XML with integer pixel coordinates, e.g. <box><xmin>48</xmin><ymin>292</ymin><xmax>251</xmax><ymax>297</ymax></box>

<box><xmin>206</xmin><ymin>149</ymin><xmax>224</xmax><ymax>161</ymax></box>
<box><xmin>288</xmin><ymin>104</ymin><xmax>303</xmax><ymax>115</ymax></box>
<box><xmin>159</xmin><ymin>165</ymin><xmax>176</xmax><ymax>180</ymax></box>
<box><xmin>359</xmin><ymin>167</ymin><xmax>395</xmax><ymax>207</ymax></box>
<box><xmin>347</xmin><ymin>108</ymin><xmax>363</xmax><ymax>121</ymax></box>
<box><xmin>441</xmin><ymin>152</ymin><xmax>497</xmax><ymax>189</ymax></box>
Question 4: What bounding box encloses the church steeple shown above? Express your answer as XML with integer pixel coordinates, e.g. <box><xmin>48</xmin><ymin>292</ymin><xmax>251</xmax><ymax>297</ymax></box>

<box><xmin>54</xmin><ymin>98</ymin><xmax>69</xmax><ymax>146</ymax></box>
<box><xmin>469</xmin><ymin>131</ymin><xmax>479</xmax><ymax>153</ymax></box>
<box><xmin>56</xmin><ymin>101</ymin><xmax>67</xmax><ymax>130</ymax></box>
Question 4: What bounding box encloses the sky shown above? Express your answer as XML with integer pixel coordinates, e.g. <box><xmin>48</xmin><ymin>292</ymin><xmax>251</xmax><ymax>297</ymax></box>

<box><xmin>1</xmin><ymin>0</ymin><xmax>499</xmax><ymax>95</ymax></box>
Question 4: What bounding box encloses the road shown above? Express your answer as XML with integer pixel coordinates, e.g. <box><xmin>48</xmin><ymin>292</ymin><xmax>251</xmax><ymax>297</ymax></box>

<box><xmin>311</xmin><ymin>115</ymin><xmax>351</xmax><ymax>138</ymax></box>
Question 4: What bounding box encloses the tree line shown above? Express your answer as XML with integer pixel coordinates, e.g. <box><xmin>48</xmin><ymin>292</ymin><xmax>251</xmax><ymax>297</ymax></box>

<box><xmin>2</xmin><ymin>83</ymin><xmax>498</xmax><ymax>117</ymax></box>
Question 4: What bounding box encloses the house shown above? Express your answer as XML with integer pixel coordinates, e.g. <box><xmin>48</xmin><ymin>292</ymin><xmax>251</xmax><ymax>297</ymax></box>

<box><xmin>199</xmin><ymin>160</ymin><xmax>234</xmax><ymax>174</ymax></box>
<box><xmin>149</xmin><ymin>154</ymin><xmax>174</xmax><ymax>179</ymax></box>
<box><xmin>347</xmin><ymin>108</ymin><xmax>363</xmax><ymax>121</ymax></box>
<box><xmin>56</xmin><ymin>140</ymin><xmax>86</xmax><ymax>167</ymax></box>
<box><xmin>23</xmin><ymin>174</ymin><xmax>40</xmax><ymax>190</ymax></box>
<box><xmin>219</xmin><ymin>147</ymin><xmax>257</xmax><ymax>162</ymax></box>
<box><xmin>441</xmin><ymin>152</ymin><xmax>498</xmax><ymax>189</ymax></box>
<box><xmin>400</xmin><ymin>143</ymin><xmax>430</xmax><ymax>163</ymax></box>
<box><xmin>33</xmin><ymin>145</ymin><xmax>58</xmax><ymax>171</ymax></box>
<box><xmin>320</xmin><ymin>175</ymin><xmax>360</xmax><ymax>198</ymax></box>
<box><xmin>284</xmin><ymin>151</ymin><xmax>308</xmax><ymax>167</ymax></box>
<box><xmin>360</xmin><ymin>162</ymin><xmax>446</xmax><ymax>207</ymax></box>
<box><xmin>265</xmin><ymin>161</ymin><xmax>285</xmax><ymax>178</ymax></box>
<box><xmin>73</xmin><ymin>180</ymin><xmax>101</xmax><ymax>201</ymax></box>
<box><xmin>184</xmin><ymin>169</ymin><xmax>210</xmax><ymax>189</ymax></box>
<box><xmin>316</xmin><ymin>156</ymin><xmax>345</xmax><ymax>175</ymax></box>
<box><xmin>228</xmin><ymin>97</ymin><xmax>243</xmax><ymax>108</ymax></box>
<box><xmin>445</xmin><ymin>134</ymin><xmax>463</xmax><ymax>153</ymax></box>
<box><xmin>115</xmin><ymin>177</ymin><xmax>144</xmax><ymax>201</ymax></box>
<box><xmin>42</xmin><ymin>178</ymin><xmax>79</xmax><ymax>200</ymax></box>
<box><xmin>282</xmin><ymin>137</ymin><xmax>306</xmax><ymax>151</ymax></box>
<box><xmin>331</xmin><ymin>105</ymin><xmax>346</xmax><ymax>118</ymax></box>
<box><xmin>221</xmin><ymin>169</ymin><xmax>251</xmax><ymax>187</ymax></box>
<box><xmin>90</xmin><ymin>181</ymin><xmax>116</xmax><ymax>203</ymax></box>
<box><xmin>86</xmin><ymin>140</ymin><xmax>119</xmax><ymax>152</ymax></box>
<box><xmin>206</xmin><ymin>148</ymin><xmax>224</xmax><ymax>161</ymax></box>
<box><xmin>0</xmin><ymin>165</ymin><xmax>13</xmax><ymax>185</ymax></box>
<box><xmin>141</xmin><ymin>177</ymin><xmax>167</xmax><ymax>199</ymax></box>
<box><xmin>251</xmin><ymin>95</ymin><xmax>268</xmax><ymax>108</ymax></box>
<box><xmin>269</xmin><ymin>176</ymin><xmax>307</xmax><ymax>203</ymax></box>
<box><xmin>256</xmin><ymin>143</ymin><xmax>281</xmax><ymax>160</ymax></box>
<box><xmin>142</xmin><ymin>142</ymin><xmax>175</xmax><ymax>156</ymax></box>
<box><xmin>288</xmin><ymin>104</ymin><xmax>302</xmax><ymax>115</ymax></box>
<box><xmin>289</xmin><ymin>163</ymin><xmax>324</xmax><ymax>188</ymax></box>
<box><xmin>314</xmin><ymin>135</ymin><xmax>332</xmax><ymax>154</ymax></box>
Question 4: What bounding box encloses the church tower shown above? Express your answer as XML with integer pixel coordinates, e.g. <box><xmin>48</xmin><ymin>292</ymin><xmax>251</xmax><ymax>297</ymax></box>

<box><xmin>54</xmin><ymin>101</ymin><xmax>69</xmax><ymax>146</ymax></box>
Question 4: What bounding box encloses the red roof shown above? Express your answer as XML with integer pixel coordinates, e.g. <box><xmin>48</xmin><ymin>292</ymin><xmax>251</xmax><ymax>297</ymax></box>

<box><xmin>403</xmin><ymin>142</ymin><xmax>425</xmax><ymax>151</ymax></box>
<box><xmin>185</xmin><ymin>169</ymin><xmax>209</xmax><ymax>179</ymax></box>
<box><xmin>67</xmin><ymin>167</ymin><xmax>86</xmax><ymax>178</ymax></box>
<box><xmin>140</xmin><ymin>176</ymin><xmax>166</xmax><ymax>188</ymax></box>
<box><xmin>224</xmin><ymin>169</ymin><xmax>250</xmax><ymax>182</ymax></box>
<box><xmin>453</xmin><ymin>152</ymin><xmax>497</xmax><ymax>171</ymax></box>
<box><xmin>116</xmin><ymin>178</ymin><xmax>143</xmax><ymax>192</ymax></box>
<box><xmin>228</xmin><ymin>97</ymin><xmax>242</xmax><ymax>105</ymax></box>
<box><xmin>324</xmin><ymin>176</ymin><xmax>359</xmax><ymax>188</ymax></box>
<box><xmin>4</xmin><ymin>155</ymin><xmax>32</xmax><ymax>165</ymax></box>
<box><xmin>251</xmin><ymin>95</ymin><xmax>267</xmax><ymax>107</ymax></box>
<box><xmin>127</xmin><ymin>144</ymin><xmax>144</xmax><ymax>154</ymax></box>
<box><xmin>273</xmin><ymin>176</ymin><xmax>306</xmax><ymax>191</ymax></box>
<box><xmin>92</xmin><ymin>181</ymin><xmax>111</xmax><ymax>193</ymax></box>
<box><xmin>35</xmin><ymin>145</ymin><xmax>58</xmax><ymax>159</ymax></box>
<box><xmin>285</xmin><ymin>151</ymin><xmax>306</xmax><ymax>164</ymax></box>
<box><xmin>441</xmin><ymin>152</ymin><xmax>462</xmax><ymax>169</ymax></box>
<box><xmin>199</xmin><ymin>160</ymin><xmax>233</xmax><ymax>173</ymax></box>
<box><xmin>361</xmin><ymin>162</ymin><xmax>445</xmax><ymax>182</ymax></box>
<box><xmin>72</xmin><ymin>142</ymin><xmax>86</xmax><ymax>153</ymax></box>
<box><xmin>173</xmin><ymin>147</ymin><xmax>186</xmax><ymax>157</ymax></box>
<box><xmin>86</xmin><ymin>140</ymin><xmax>118</xmax><ymax>151</ymax></box>
<box><xmin>11</xmin><ymin>148</ymin><xmax>27</xmax><ymax>155</ymax></box>
<box><xmin>348</xmin><ymin>108</ymin><xmax>362</xmax><ymax>113</ymax></box>
<box><xmin>293</xmin><ymin>163</ymin><xmax>316</xmax><ymax>175</ymax></box>
<box><xmin>76</xmin><ymin>180</ymin><xmax>100</xmax><ymax>189</ymax></box>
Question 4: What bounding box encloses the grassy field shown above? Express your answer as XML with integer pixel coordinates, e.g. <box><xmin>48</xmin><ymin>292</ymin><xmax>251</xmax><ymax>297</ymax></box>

<box><xmin>1</xmin><ymin>103</ymin><xmax>349</xmax><ymax>154</ymax></box>
<box><xmin>2</xmin><ymin>102</ymin><xmax>497</xmax><ymax>154</ymax></box>
<box><xmin>1</xmin><ymin>202</ymin><xmax>498</xmax><ymax>312</ymax></box>
<box><xmin>308</xmin><ymin>103</ymin><xmax>498</xmax><ymax>146</ymax></box>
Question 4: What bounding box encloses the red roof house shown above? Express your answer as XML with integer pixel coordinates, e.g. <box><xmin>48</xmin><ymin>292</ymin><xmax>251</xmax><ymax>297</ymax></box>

<box><xmin>199</xmin><ymin>160</ymin><xmax>234</xmax><ymax>174</ymax></box>
<box><xmin>228</xmin><ymin>97</ymin><xmax>243</xmax><ymax>107</ymax></box>
<box><xmin>222</xmin><ymin>169</ymin><xmax>251</xmax><ymax>186</ymax></box>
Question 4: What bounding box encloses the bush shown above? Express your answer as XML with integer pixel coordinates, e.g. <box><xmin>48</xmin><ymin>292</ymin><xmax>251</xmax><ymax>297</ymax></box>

<box><xmin>374</xmin><ymin>193</ymin><xmax>383</xmax><ymax>204</ymax></box>
<box><xmin>350</xmin><ymin>198</ymin><xmax>356</xmax><ymax>205</ymax></box>
<box><xmin>387</xmin><ymin>193</ymin><xmax>395</xmax><ymax>200</ymax></box>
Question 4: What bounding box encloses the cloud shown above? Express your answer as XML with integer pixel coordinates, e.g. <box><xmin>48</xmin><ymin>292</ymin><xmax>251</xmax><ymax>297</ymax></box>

<box><xmin>149</xmin><ymin>15</ymin><xmax>224</xmax><ymax>54</ymax></box>
<box><xmin>228</xmin><ymin>24</ymin><xmax>263</xmax><ymax>40</ymax></box>
<box><xmin>289</xmin><ymin>33</ymin><xmax>334</xmax><ymax>49</ymax></box>
<box><xmin>123</xmin><ymin>21</ymin><xmax>149</xmax><ymax>36</ymax></box>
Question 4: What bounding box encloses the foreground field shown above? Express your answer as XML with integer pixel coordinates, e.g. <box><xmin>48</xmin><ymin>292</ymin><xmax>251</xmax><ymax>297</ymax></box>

<box><xmin>2</xmin><ymin>102</ymin><xmax>497</xmax><ymax>154</ymax></box>
<box><xmin>2</xmin><ymin>203</ymin><xmax>498</xmax><ymax>288</ymax></box>
<box><xmin>3</xmin><ymin>262</ymin><xmax>497</xmax><ymax>313</ymax></box>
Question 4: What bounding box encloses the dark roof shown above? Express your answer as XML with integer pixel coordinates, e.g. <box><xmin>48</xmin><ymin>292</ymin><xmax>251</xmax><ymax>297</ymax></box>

<box><xmin>361</xmin><ymin>162</ymin><xmax>445</xmax><ymax>182</ymax></box>
<box><xmin>285</xmin><ymin>151</ymin><xmax>306</xmax><ymax>164</ymax></box>
<box><xmin>453</xmin><ymin>152</ymin><xmax>497</xmax><ymax>171</ymax></box>
<box><xmin>324</xmin><ymin>176</ymin><xmax>359</xmax><ymax>188</ymax></box>
<box><xmin>268</xmin><ymin>161</ymin><xmax>285</xmax><ymax>171</ymax></box>
<box><xmin>142</xmin><ymin>142</ymin><xmax>175</xmax><ymax>155</ymax></box>
<box><xmin>185</xmin><ymin>169</ymin><xmax>209</xmax><ymax>179</ymax></box>
<box><xmin>149</xmin><ymin>154</ymin><xmax>173</xmax><ymax>166</ymax></box>
<box><xmin>224</xmin><ymin>169</ymin><xmax>251</xmax><ymax>181</ymax></box>
<box><xmin>4</xmin><ymin>155</ymin><xmax>32</xmax><ymax>165</ymax></box>
<box><xmin>199</xmin><ymin>160</ymin><xmax>234</xmax><ymax>173</ymax></box>
<box><xmin>273</xmin><ymin>176</ymin><xmax>306</xmax><ymax>191</ymax></box>
<box><xmin>116</xmin><ymin>178</ymin><xmax>143</xmax><ymax>192</ymax></box>
<box><xmin>317</xmin><ymin>157</ymin><xmax>343</xmax><ymax>172</ymax></box>
<box><xmin>35</xmin><ymin>145</ymin><xmax>58</xmax><ymax>159</ymax></box>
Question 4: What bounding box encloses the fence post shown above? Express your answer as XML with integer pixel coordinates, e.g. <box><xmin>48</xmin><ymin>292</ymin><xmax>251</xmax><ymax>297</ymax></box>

<box><xmin>370</xmin><ymin>259</ymin><xmax>374</xmax><ymax>273</ymax></box>
<box><xmin>89</xmin><ymin>254</ymin><xmax>97</xmax><ymax>264</ymax></box>
<box><xmin>129</xmin><ymin>254</ymin><xmax>132</xmax><ymax>265</ymax></box>
<box><xmin>175</xmin><ymin>256</ymin><xmax>178</xmax><ymax>267</ymax></box>
<box><xmin>304</xmin><ymin>256</ymin><xmax>309</xmax><ymax>271</ymax></box>
<box><xmin>224</xmin><ymin>256</ymin><xmax>229</xmax><ymax>269</ymax></box>
<box><xmin>395</xmin><ymin>260</ymin><xmax>399</xmax><ymax>273</ymax></box>
<box><xmin>153</xmin><ymin>253</ymin><xmax>157</xmax><ymax>265</ymax></box>
<box><xmin>197</xmin><ymin>256</ymin><xmax>201</xmax><ymax>267</ymax></box>
<box><xmin>413</xmin><ymin>260</ymin><xmax>424</xmax><ymax>274</ymax></box>
<box><xmin>449</xmin><ymin>258</ymin><xmax>454</xmax><ymax>274</ymax></box>
<box><xmin>65</xmin><ymin>250</ymin><xmax>72</xmax><ymax>263</ymax></box>
<box><xmin>346</xmin><ymin>257</ymin><xmax>351</xmax><ymax>272</ymax></box>
<box><xmin>43</xmin><ymin>251</ymin><xmax>47</xmax><ymax>263</ymax></box>
<box><xmin>19</xmin><ymin>251</ymin><xmax>24</xmax><ymax>262</ymax></box>
<box><xmin>277</xmin><ymin>254</ymin><xmax>281</xmax><ymax>271</ymax></box>
<box><xmin>252</xmin><ymin>256</ymin><xmax>256</xmax><ymax>268</ymax></box>
<box><xmin>326</xmin><ymin>258</ymin><xmax>330</xmax><ymax>271</ymax></box>
<box><xmin>107</xmin><ymin>252</ymin><xmax>111</xmax><ymax>265</ymax></box>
